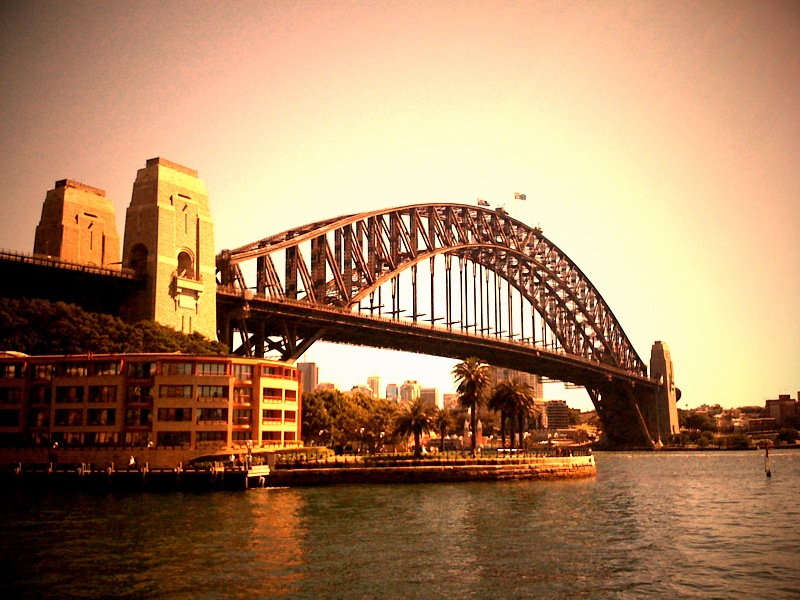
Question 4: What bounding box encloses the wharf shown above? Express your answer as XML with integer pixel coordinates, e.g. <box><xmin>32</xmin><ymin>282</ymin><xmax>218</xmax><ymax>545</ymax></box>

<box><xmin>2</xmin><ymin>455</ymin><xmax>596</xmax><ymax>491</ymax></box>
<box><xmin>2</xmin><ymin>463</ymin><xmax>270</xmax><ymax>492</ymax></box>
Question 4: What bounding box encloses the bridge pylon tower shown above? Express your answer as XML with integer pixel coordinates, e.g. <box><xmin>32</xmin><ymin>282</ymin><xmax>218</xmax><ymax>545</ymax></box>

<box><xmin>121</xmin><ymin>158</ymin><xmax>217</xmax><ymax>339</ymax></box>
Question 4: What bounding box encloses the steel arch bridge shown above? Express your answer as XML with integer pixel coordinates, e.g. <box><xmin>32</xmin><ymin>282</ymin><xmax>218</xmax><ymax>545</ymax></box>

<box><xmin>216</xmin><ymin>203</ymin><xmax>669</xmax><ymax>448</ymax></box>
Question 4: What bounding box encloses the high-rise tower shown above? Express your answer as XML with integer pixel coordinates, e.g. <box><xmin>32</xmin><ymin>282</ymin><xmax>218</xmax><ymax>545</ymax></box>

<box><xmin>121</xmin><ymin>158</ymin><xmax>216</xmax><ymax>339</ymax></box>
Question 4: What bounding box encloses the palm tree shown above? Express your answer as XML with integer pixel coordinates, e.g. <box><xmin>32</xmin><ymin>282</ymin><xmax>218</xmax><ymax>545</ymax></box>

<box><xmin>393</xmin><ymin>397</ymin><xmax>435</xmax><ymax>458</ymax></box>
<box><xmin>493</xmin><ymin>377</ymin><xmax>537</xmax><ymax>450</ymax></box>
<box><xmin>452</xmin><ymin>357</ymin><xmax>491</xmax><ymax>457</ymax></box>
<box><xmin>432</xmin><ymin>408</ymin><xmax>453</xmax><ymax>454</ymax></box>
<box><xmin>487</xmin><ymin>386</ymin><xmax>514</xmax><ymax>450</ymax></box>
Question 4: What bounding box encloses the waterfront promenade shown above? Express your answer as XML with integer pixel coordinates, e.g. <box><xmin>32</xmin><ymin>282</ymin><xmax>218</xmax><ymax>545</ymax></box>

<box><xmin>2</xmin><ymin>451</ymin><xmax>596</xmax><ymax>490</ymax></box>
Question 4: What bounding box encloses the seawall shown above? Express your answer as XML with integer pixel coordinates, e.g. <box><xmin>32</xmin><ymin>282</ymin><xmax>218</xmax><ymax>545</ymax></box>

<box><xmin>266</xmin><ymin>455</ymin><xmax>596</xmax><ymax>486</ymax></box>
<box><xmin>2</xmin><ymin>455</ymin><xmax>596</xmax><ymax>490</ymax></box>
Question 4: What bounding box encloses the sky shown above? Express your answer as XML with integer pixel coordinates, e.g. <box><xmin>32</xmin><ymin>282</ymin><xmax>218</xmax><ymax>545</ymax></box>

<box><xmin>1</xmin><ymin>1</ymin><xmax>797</xmax><ymax>411</ymax></box>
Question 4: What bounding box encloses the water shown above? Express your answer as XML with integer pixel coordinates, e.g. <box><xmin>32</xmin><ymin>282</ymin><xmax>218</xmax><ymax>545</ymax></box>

<box><xmin>1</xmin><ymin>451</ymin><xmax>798</xmax><ymax>599</ymax></box>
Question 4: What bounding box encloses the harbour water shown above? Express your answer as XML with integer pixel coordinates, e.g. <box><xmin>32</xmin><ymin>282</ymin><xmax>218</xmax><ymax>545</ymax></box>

<box><xmin>1</xmin><ymin>450</ymin><xmax>798</xmax><ymax>599</ymax></box>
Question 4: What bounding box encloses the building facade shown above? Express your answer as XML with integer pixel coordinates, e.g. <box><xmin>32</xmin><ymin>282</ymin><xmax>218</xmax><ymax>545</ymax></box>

<box><xmin>420</xmin><ymin>387</ymin><xmax>439</xmax><ymax>409</ymax></box>
<box><xmin>765</xmin><ymin>393</ymin><xmax>799</xmax><ymax>428</ymax></box>
<box><xmin>297</xmin><ymin>362</ymin><xmax>319</xmax><ymax>394</ymax></box>
<box><xmin>487</xmin><ymin>366</ymin><xmax>543</xmax><ymax>399</ymax></box>
<box><xmin>366</xmin><ymin>376</ymin><xmax>380</xmax><ymax>398</ymax></box>
<box><xmin>399</xmin><ymin>380</ymin><xmax>421</xmax><ymax>403</ymax></box>
<box><xmin>545</xmin><ymin>400</ymin><xmax>571</xmax><ymax>430</ymax></box>
<box><xmin>0</xmin><ymin>353</ymin><xmax>301</xmax><ymax>458</ymax></box>
<box><xmin>386</xmin><ymin>383</ymin><xmax>399</xmax><ymax>402</ymax></box>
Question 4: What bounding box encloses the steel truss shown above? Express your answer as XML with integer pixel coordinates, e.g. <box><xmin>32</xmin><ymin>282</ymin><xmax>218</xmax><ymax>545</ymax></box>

<box><xmin>217</xmin><ymin>203</ymin><xmax>647</xmax><ymax>377</ymax></box>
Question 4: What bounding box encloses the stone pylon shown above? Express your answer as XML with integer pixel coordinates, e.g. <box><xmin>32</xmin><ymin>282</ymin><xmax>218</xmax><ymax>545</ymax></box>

<box><xmin>121</xmin><ymin>158</ymin><xmax>216</xmax><ymax>340</ymax></box>
<box><xmin>648</xmin><ymin>341</ymin><xmax>680</xmax><ymax>441</ymax></box>
<box><xmin>33</xmin><ymin>179</ymin><xmax>121</xmax><ymax>268</ymax></box>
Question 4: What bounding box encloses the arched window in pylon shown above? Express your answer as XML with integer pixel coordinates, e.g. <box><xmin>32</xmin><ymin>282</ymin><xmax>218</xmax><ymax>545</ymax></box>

<box><xmin>177</xmin><ymin>250</ymin><xmax>195</xmax><ymax>279</ymax></box>
<box><xmin>130</xmin><ymin>243</ymin><xmax>148</xmax><ymax>278</ymax></box>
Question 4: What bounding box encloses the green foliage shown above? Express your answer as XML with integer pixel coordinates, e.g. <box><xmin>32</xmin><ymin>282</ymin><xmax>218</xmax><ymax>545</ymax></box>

<box><xmin>452</xmin><ymin>357</ymin><xmax>491</xmax><ymax>457</ymax></box>
<box><xmin>0</xmin><ymin>298</ymin><xmax>227</xmax><ymax>355</ymax></box>
<box><xmin>486</xmin><ymin>377</ymin><xmax>537</xmax><ymax>450</ymax></box>
<box><xmin>777</xmin><ymin>428</ymin><xmax>798</xmax><ymax>443</ymax></box>
<box><xmin>722</xmin><ymin>433</ymin><xmax>751</xmax><ymax>449</ymax></box>
<box><xmin>684</xmin><ymin>412</ymin><xmax>718</xmax><ymax>433</ymax></box>
<box><xmin>300</xmin><ymin>388</ymin><xmax>398</xmax><ymax>452</ymax></box>
<box><xmin>393</xmin><ymin>397</ymin><xmax>436</xmax><ymax>458</ymax></box>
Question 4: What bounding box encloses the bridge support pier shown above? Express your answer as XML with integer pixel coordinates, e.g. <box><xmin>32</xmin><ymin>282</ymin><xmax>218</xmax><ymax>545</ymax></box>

<box><xmin>589</xmin><ymin>384</ymin><xmax>654</xmax><ymax>449</ymax></box>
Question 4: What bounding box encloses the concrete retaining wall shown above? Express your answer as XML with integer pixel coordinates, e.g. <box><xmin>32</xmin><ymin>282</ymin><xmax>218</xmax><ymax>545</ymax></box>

<box><xmin>267</xmin><ymin>455</ymin><xmax>596</xmax><ymax>486</ymax></box>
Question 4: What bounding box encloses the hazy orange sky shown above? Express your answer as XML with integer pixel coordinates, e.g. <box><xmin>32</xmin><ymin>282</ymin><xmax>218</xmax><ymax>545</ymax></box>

<box><xmin>1</xmin><ymin>1</ymin><xmax>797</xmax><ymax>410</ymax></box>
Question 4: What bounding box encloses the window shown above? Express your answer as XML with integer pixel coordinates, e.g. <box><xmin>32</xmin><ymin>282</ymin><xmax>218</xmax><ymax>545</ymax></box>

<box><xmin>233</xmin><ymin>364</ymin><xmax>252</xmax><ymax>382</ymax></box>
<box><xmin>54</xmin><ymin>409</ymin><xmax>83</xmax><ymax>426</ymax></box>
<box><xmin>284</xmin><ymin>431</ymin><xmax>296</xmax><ymax>441</ymax></box>
<box><xmin>0</xmin><ymin>388</ymin><xmax>22</xmax><ymax>404</ymax></box>
<box><xmin>157</xmin><ymin>431</ymin><xmax>190</xmax><ymax>447</ymax></box>
<box><xmin>124</xmin><ymin>431</ymin><xmax>151</xmax><ymax>446</ymax></box>
<box><xmin>157</xmin><ymin>408</ymin><xmax>192</xmax><ymax>422</ymax></box>
<box><xmin>233</xmin><ymin>387</ymin><xmax>252</xmax><ymax>403</ymax></box>
<box><xmin>285</xmin><ymin>390</ymin><xmax>297</xmax><ymax>402</ymax></box>
<box><xmin>0</xmin><ymin>364</ymin><xmax>22</xmax><ymax>379</ymax></box>
<box><xmin>232</xmin><ymin>409</ymin><xmax>251</xmax><ymax>425</ymax></box>
<box><xmin>263</xmin><ymin>365</ymin><xmax>283</xmax><ymax>378</ymax></box>
<box><xmin>127</xmin><ymin>362</ymin><xmax>156</xmax><ymax>379</ymax></box>
<box><xmin>87</xmin><ymin>409</ymin><xmax>116</xmax><ymax>426</ymax></box>
<box><xmin>61</xmin><ymin>364</ymin><xmax>88</xmax><ymax>377</ymax></box>
<box><xmin>126</xmin><ymin>385</ymin><xmax>153</xmax><ymax>403</ymax></box>
<box><xmin>232</xmin><ymin>431</ymin><xmax>252</xmax><ymax>442</ymax></box>
<box><xmin>32</xmin><ymin>364</ymin><xmax>54</xmax><ymax>380</ymax></box>
<box><xmin>125</xmin><ymin>409</ymin><xmax>152</xmax><ymax>427</ymax></box>
<box><xmin>263</xmin><ymin>387</ymin><xmax>282</xmax><ymax>401</ymax></box>
<box><xmin>262</xmin><ymin>409</ymin><xmax>282</xmax><ymax>422</ymax></box>
<box><xmin>28</xmin><ymin>386</ymin><xmax>51</xmax><ymax>405</ymax></box>
<box><xmin>284</xmin><ymin>410</ymin><xmax>296</xmax><ymax>423</ymax></box>
<box><xmin>0</xmin><ymin>410</ymin><xmax>20</xmax><ymax>427</ymax></box>
<box><xmin>55</xmin><ymin>386</ymin><xmax>84</xmax><ymax>403</ymax></box>
<box><xmin>262</xmin><ymin>431</ymin><xmax>281</xmax><ymax>442</ymax></box>
<box><xmin>89</xmin><ymin>386</ymin><xmax>117</xmax><ymax>403</ymax></box>
<box><xmin>196</xmin><ymin>431</ymin><xmax>226</xmax><ymax>443</ymax></box>
<box><xmin>197</xmin><ymin>362</ymin><xmax>226</xmax><ymax>376</ymax></box>
<box><xmin>27</xmin><ymin>408</ymin><xmax>49</xmax><ymax>428</ymax></box>
<box><xmin>85</xmin><ymin>432</ymin><xmax>118</xmax><ymax>446</ymax></box>
<box><xmin>162</xmin><ymin>362</ymin><xmax>193</xmax><ymax>376</ymax></box>
<box><xmin>160</xmin><ymin>385</ymin><xmax>192</xmax><ymax>398</ymax></box>
<box><xmin>94</xmin><ymin>362</ymin><xmax>120</xmax><ymax>376</ymax></box>
<box><xmin>196</xmin><ymin>408</ymin><xmax>228</xmax><ymax>423</ymax></box>
<box><xmin>177</xmin><ymin>251</ymin><xmax>194</xmax><ymax>279</ymax></box>
<box><xmin>198</xmin><ymin>385</ymin><xmax>228</xmax><ymax>400</ymax></box>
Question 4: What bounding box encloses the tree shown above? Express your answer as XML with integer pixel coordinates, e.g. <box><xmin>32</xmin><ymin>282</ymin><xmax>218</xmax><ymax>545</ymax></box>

<box><xmin>685</xmin><ymin>412</ymin><xmax>718</xmax><ymax>433</ymax></box>
<box><xmin>487</xmin><ymin>378</ymin><xmax>536</xmax><ymax>450</ymax></box>
<box><xmin>432</xmin><ymin>408</ymin><xmax>453</xmax><ymax>453</ymax></box>
<box><xmin>300</xmin><ymin>390</ymin><xmax>334</xmax><ymax>446</ymax></box>
<box><xmin>487</xmin><ymin>386</ymin><xmax>514</xmax><ymax>449</ymax></box>
<box><xmin>393</xmin><ymin>397</ymin><xmax>435</xmax><ymax>458</ymax></box>
<box><xmin>452</xmin><ymin>357</ymin><xmax>491</xmax><ymax>457</ymax></box>
<box><xmin>0</xmin><ymin>298</ymin><xmax>227</xmax><ymax>355</ymax></box>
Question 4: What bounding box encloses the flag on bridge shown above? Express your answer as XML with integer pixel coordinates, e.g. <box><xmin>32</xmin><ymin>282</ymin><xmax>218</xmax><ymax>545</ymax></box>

<box><xmin>514</xmin><ymin>192</ymin><xmax>526</xmax><ymax>201</ymax></box>
<box><xmin>477</xmin><ymin>198</ymin><xmax>490</xmax><ymax>207</ymax></box>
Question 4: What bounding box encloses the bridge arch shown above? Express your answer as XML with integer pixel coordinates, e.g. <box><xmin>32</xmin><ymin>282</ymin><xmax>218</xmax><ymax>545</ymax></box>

<box><xmin>217</xmin><ymin>203</ymin><xmax>646</xmax><ymax>377</ymax></box>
